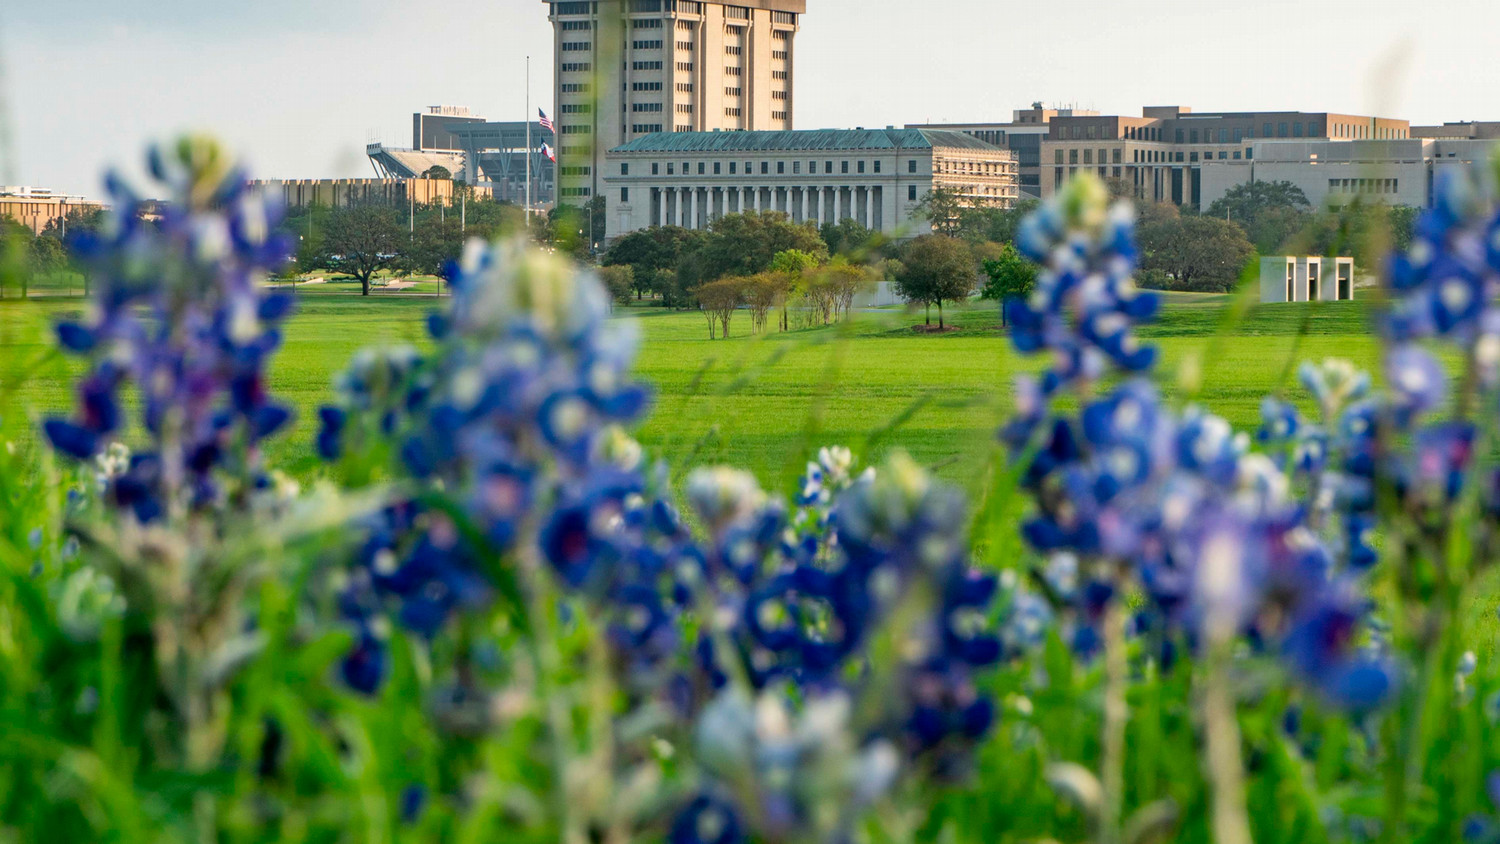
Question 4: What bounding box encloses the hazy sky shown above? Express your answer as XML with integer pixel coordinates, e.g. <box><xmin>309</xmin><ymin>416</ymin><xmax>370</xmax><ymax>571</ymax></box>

<box><xmin>4</xmin><ymin>0</ymin><xmax>1499</xmax><ymax>198</ymax></box>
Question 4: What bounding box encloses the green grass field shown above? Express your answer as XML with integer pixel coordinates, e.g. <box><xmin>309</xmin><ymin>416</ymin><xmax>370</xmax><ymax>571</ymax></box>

<box><xmin>4</xmin><ymin>288</ymin><xmax>1498</xmax><ymax>651</ymax></box>
<box><xmin>0</xmin><ymin>286</ymin><xmax>1383</xmax><ymax>495</ymax></box>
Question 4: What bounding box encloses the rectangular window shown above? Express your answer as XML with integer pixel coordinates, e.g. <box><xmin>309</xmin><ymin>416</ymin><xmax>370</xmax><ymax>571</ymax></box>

<box><xmin>1264</xmin><ymin>122</ymin><xmax>1273</xmax><ymax>137</ymax></box>
<box><xmin>841</xmin><ymin>161</ymin><xmax>849</xmax><ymax>174</ymax></box>
<box><xmin>1293</xmin><ymin>122</ymin><xmax>1304</xmax><ymax>137</ymax></box>
<box><xmin>909</xmin><ymin>159</ymin><xmax>917</xmax><ymax>173</ymax></box>
<box><xmin>761</xmin><ymin>161</ymin><xmax>769</xmax><ymax>174</ymax></box>
<box><xmin>714</xmin><ymin>162</ymin><xmax>721</xmax><ymax>174</ymax></box>
<box><xmin>908</xmin><ymin>185</ymin><xmax>917</xmax><ymax>201</ymax></box>
<box><xmin>1112</xmin><ymin>149</ymin><xmax>1121</xmax><ymax>164</ymax></box>
<box><xmin>793</xmin><ymin>161</ymin><xmax>801</xmax><ymax>174</ymax></box>
<box><xmin>621</xmin><ymin>187</ymin><xmax>629</xmax><ymax>201</ymax></box>
<box><xmin>1218</xmin><ymin>128</ymin><xmax>1228</xmax><ymax>143</ymax></box>
<box><xmin>826</xmin><ymin>161</ymin><xmax>834</xmax><ymax>174</ymax></box>
<box><xmin>561</xmin><ymin>41</ymin><xmax>591</xmax><ymax>52</ymax></box>
<box><xmin>777</xmin><ymin>161</ymin><xmax>785</xmax><ymax>174</ymax></box>
<box><xmin>1175</xmin><ymin>129</ymin><xmax>1185</xmax><ymax>143</ymax></box>
<box><xmin>1233</xmin><ymin>128</ymin><xmax>1243</xmax><ymax>142</ymax></box>
<box><xmin>631</xmin><ymin>40</ymin><xmax>663</xmax><ymax>50</ymax></box>
<box><xmin>667</xmin><ymin>163</ymin><xmax>675</xmax><ymax>175</ymax></box>
<box><xmin>1278</xmin><ymin>122</ymin><xmax>1289</xmax><ymax>137</ymax></box>
<box><xmin>621</xmin><ymin>163</ymin><xmax>629</xmax><ymax>175</ymax></box>
<box><xmin>652</xmin><ymin>163</ymin><xmax>659</xmax><ymax>175</ymax></box>
<box><xmin>729</xmin><ymin>162</ymin><xmax>737</xmax><ymax>174</ymax></box>
<box><xmin>631</xmin><ymin>61</ymin><xmax>662</xmax><ymax>70</ymax></box>
<box><xmin>873</xmin><ymin>160</ymin><xmax>881</xmax><ymax>173</ymax></box>
<box><xmin>1083</xmin><ymin>149</ymin><xmax>1093</xmax><ymax>164</ymax></box>
<box><xmin>1069</xmin><ymin>149</ymin><xmax>1078</xmax><ymax>165</ymax></box>
<box><xmin>1190</xmin><ymin>129</ymin><xmax>1199</xmax><ymax>144</ymax></box>
<box><xmin>857</xmin><ymin>160</ymin><xmax>865</xmax><ymax>174</ymax></box>
<box><xmin>698</xmin><ymin>162</ymin><xmax>705</xmax><ymax>175</ymax></box>
<box><xmin>1055</xmin><ymin>149</ymin><xmax>1064</xmax><ymax>164</ymax></box>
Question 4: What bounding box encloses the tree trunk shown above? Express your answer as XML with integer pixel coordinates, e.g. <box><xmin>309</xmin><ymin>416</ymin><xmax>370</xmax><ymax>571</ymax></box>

<box><xmin>938</xmin><ymin>299</ymin><xmax>945</xmax><ymax>329</ymax></box>
<box><xmin>1001</xmin><ymin>299</ymin><xmax>1008</xmax><ymax>328</ymax></box>
<box><xmin>361</xmin><ymin>273</ymin><xmax>371</xmax><ymax>296</ymax></box>
<box><xmin>925</xmin><ymin>303</ymin><xmax>931</xmax><ymax>326</ymax></box>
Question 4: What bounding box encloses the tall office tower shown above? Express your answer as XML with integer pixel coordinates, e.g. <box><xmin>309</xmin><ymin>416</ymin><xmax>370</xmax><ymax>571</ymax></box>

<box><xmin>545</xmin><ymin>0</ymin><xmax>805</xmax><ymax>206</ymax></box>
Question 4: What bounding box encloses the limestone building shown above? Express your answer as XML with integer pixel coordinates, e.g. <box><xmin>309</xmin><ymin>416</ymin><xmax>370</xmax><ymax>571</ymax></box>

<box><xmin>545</xmin><ymin>0</ymin><xmax>805</xmax><ymax>205</ymax></box>
<box><xmin>601</xmin><ymin>128</ymin><xmax>1018</xmax><ymax>240</ymax></box>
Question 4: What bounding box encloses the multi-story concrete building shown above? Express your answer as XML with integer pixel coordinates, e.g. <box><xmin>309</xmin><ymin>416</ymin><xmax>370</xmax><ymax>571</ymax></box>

<box><xmin>909</xmin><ymin>104</ymin><xmax>1098</xmax><ymax>199</ymax></box>
<box><xmin>248</xmin><ymin>178</ymin><xmax>494</xmax><ymax>211</ymax></box>
<box><xmin>923</xmin><ymin>105</ymin><xmax>1410</xmax><ymax>209</ymax></box>
<box><xmin>0</xmin><ymin>187</ymin><xmax>104</xmax><ymax>234</ymax></box>
<box><xmin>1199</xmin><ymin>138</ymin><xmax>1498</xmax><ymax>211</ymax></box>
<box><xmin>545</xmin><ymin>0</ymin><xmax>805</xmax><ymax>205</ymax></box>
<box><xmin>1038</xmin><ymin>106</ymin><xmax>1411</xmax><ymax>208</ymax></box>
<box><xmin>601</xmin><ymin>127</ymin><xmax>1017</xmax><ymax>240</ymax></box>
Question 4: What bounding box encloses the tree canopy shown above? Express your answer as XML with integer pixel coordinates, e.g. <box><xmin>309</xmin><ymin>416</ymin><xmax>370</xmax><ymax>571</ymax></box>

<box><xmin>1137</xmin><ymin>215</ymin><xmax>1255</xmax><ymax>292</ymax></box>
<box><xmin>980</xmin><ymin>244</ymin><xmax>1039</xmax><ymax>327</ymax></box>
<box><xmin>316</xmin><ymin>204</ymin><xmax>405</xmax><ymax>295</ymax></box>
<box><xmin>894</xmin><ymin>235</ymin><xmax>976</xmax><ymax>329</ymax></box>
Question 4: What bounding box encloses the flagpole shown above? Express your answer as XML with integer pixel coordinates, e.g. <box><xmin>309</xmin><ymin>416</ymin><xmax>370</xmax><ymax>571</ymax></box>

<box><xmin>525</xmin><ymin>55</ymin><xmax>532</xmax><ymax>228</ymax></box>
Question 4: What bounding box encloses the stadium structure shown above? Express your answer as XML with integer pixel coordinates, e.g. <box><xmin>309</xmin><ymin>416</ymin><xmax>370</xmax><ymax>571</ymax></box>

<box><xmin>367</xmin><ymin>106</ymin><xmax>556</xmax><ymax>205</ymax></box>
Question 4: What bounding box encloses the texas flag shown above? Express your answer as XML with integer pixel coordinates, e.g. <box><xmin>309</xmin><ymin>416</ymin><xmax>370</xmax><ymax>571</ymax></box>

<box><xmin>538</xmin><ymin>108</ymin><xmax>554</xmax><ymax>133</ymax></box>
<box><xmin>542</xmin><ymin>143</ymin><xmax>556</xmax><ymax>163</ymax></box>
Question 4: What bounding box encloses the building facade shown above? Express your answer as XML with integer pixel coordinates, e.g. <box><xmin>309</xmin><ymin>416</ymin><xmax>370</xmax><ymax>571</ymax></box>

<box><xmin>601</xmin><ymin>128</ymin><xmax>1017</xmax><ymax>240</ymax></box>
<box><xmin>1038</xmin><ymin>107</ymin><xmax>1411</xmax><ymax>208</ymax></box>
<box><xmin>0</xmin><ymin>187</ymin><xmax>104</xmax><ymax>234</ymax></box>
<box><xmin>909</xmin><ymin>104</ymin><xmax>1099</xmax><ymax>199</ymax></box>
<box><xmin>1199</xmin><ymin>138</ymin><xmax>1499</xmax><ymax>211</ymax></box>
<box><xmin>248</xmin><ymin>179</ymin><xmax>493</xmax><ymax>211</ymax></box>
<box><xmin>546</xmin><ymin>0</ymin><xmax>805</xmax><ymax>205</ymax></box>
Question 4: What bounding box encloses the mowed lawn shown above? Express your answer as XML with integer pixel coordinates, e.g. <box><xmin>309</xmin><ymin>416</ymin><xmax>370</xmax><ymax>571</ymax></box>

<box><xmin>6</xmin><ymin>288</ymin><xmax>1500</xmax><ymax>653</ymax></box>
<box><xmin>0</xmin><ymin>287</ymin><xmax>1383</xmax><ymax>496</ymax></box>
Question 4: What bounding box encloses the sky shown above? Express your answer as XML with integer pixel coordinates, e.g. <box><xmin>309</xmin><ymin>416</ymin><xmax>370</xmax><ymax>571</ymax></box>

<box><xmin>4</xmin><ymin>0</ymin><xmax>1500</xmax><ymax>198</ymax></box>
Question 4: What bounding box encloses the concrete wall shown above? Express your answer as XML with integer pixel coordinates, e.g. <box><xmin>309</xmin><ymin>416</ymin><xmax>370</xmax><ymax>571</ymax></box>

<box><xmin>1260</xmin><ymin>256</ymin><xmax>1354</xmax><ymax>303</ymax></box>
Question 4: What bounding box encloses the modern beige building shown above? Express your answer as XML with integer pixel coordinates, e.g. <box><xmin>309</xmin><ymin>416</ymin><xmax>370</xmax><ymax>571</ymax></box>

<box><xmin>1036</xmin><ymin>106</ymin><xmax>1410</xmax><ymax>208</ymax></box>
<box><xmin>248</xmin><ymin>179</ymin><xmax>493</xmax><ymax>210</ymax></box>
<box><xmin>601</xmin><ymin>127</ymin><xmax>1017</xmax><ymax>240</ymax></box>
<box><xmin>545</xmin><ymin>0</ymin><xmax>804</xmax><ymax>204</ymax></box>
<box><xmin>1</xmin><ymin>187</ymin><xmax>105</xmax><ymax>234</ymax></box>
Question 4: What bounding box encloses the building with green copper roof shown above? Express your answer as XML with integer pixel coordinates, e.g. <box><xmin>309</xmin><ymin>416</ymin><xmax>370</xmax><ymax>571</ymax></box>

<box><xmin>603</xmin><ymin>128</ymin><xmax>1019</xmax><ymax>241</ymax></box>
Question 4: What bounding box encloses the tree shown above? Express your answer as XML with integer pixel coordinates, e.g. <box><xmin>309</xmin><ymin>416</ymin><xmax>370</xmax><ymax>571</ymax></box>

<box><xmin>1205</xmin><ymin>181</ymin><xmax>1313</xmax><ymax>253</ymax></box>
<box><xmin>768</xmin><ymin>249</ymin><xmax>817</xmax><ymax>331</ymax></box>
<box><xmin>819</xmin><ymin>218</ymin><xmax>879</xmax><ymax>258</ymax></box>
<box><xmin>400</xmin><ymin>216</ymin><xmax>465</xmax><ymax>278</ymax></box>
<box><xmin>955</xmin><ymin>199</ymin><xmax>1037</xmax><ymax>247</ymax></box>
<box><xmin>598</xmin><ymin>265</ymin><xmax>634</xmax><ymax>307</ymax></box>
<box><xmin>692</xmin><ymin>211</ymin><xmax>827</xmax><ymax>281</ymax></box>
<box><xmin>895</xmin><ymin>235</ymin><xmax>976</xmax><ymax>329</ymax></box>
<box><xmin>1137</xmin><ymin>215</ymin><xmax>1255</xmax><ymax>292</ymax></box>
<box><xmin>742</xmin><ymin>273</ymin><xmax>781</xmax><ymax>333</ymax></box>
<box><xmin>916</xmin><ymin>186</ymin><xmax>964</xmax><ymax>237</ymax></box>
<box><xmin>816</xmin><ymin>260</ymin><xmax>872</xmax><ymax>323</ymax></box>
<box><xmin>318</xmin><ymin>204</ymin><xmax>404</xmax><ymax>296</ymax></box>
<box><xmin>980</xmin><ymin>244</ymin><xmax>1039</xmax><ymax>327</ymax></box>
<box><xmin>695</xmin><ymin>277</ymin><xmax>745</xmax><ymax>339</ymax></box>
<box><xmin>604</xmin><ymin>226</ymin><xmax>706</xmax><ymax>301</ymax></box>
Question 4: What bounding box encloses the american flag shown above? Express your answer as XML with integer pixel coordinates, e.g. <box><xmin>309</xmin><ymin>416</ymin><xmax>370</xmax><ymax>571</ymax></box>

<box><xmin>538</xmin><ymin>108</ymin><xmax>554</xmax><ymax>133</ymax></box>
<box><xmin>542</xmin><ymin>143</ymin><xmax>556</xmax><ymax>163</ymax></box>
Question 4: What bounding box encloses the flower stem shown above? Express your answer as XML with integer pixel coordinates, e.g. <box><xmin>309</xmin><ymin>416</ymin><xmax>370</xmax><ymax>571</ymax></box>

<box><xmin>1202</xmin><ymin>636</ymin><xmax>1253</xmax><ymax>844</ymax></box>
<box><xmin>1100</xmin><ymin>595</ymin><xmax>1128</xmax><ymax>844</ymax></box>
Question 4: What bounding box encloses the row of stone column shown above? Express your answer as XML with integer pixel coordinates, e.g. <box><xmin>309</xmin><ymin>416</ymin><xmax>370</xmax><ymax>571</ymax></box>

<box><xmin>655</xmin><ymin>185</ymin><xmax>882</xmax><ymax>231</ymax></box>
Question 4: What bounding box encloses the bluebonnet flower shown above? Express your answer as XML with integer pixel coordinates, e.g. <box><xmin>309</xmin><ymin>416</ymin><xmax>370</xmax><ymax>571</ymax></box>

<box><xmin>44</xmin><ymin>137</ymin><xmax>296</xmax><ymax>520</ymax></box>
<box><xmin>318</xmin><ymin>241</ymin><xmax>659</xmax><ymax>686</ymax></box>
<box><xmin>1002</xmin><ymin>182</ymin><xmax>1396</xmax><ymax>715</ymax></box>
<box><xmin>1007</xmin><ymin>175</ymin><xmax>1159</xmax><ymax>401</ymax></box>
